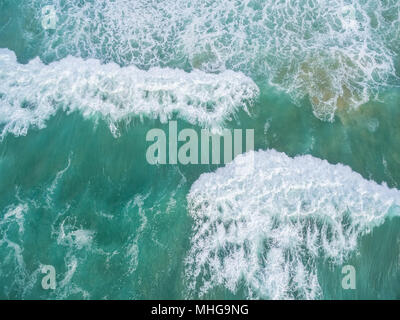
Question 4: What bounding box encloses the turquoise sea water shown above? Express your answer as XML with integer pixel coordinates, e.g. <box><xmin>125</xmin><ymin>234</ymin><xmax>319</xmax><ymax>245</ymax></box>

<box><xmin>0</xmin><ymin>0</ymin><xmax>399</xmax><ymax>299</ymax></box>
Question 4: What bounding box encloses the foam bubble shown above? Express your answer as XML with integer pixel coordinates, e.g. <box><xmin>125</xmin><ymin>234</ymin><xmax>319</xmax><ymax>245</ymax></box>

<box><xmin>57</xmin><ymin>220</ymin><xmax>95</xmax><ymax>251</ymax></box>
<box><xmin>25</xmin><ymin>0</ymin><xmax>400</xmax><ymax>120</ymax></box>
<box><xmin>0</xmin><ymin>49</ymin><xmax>258</xmax><ymax>138</ymax></box>
<box><xmin>185</xmin><ymin>150</ymin><xmax>400</xmax><ymax>299</ymax></box>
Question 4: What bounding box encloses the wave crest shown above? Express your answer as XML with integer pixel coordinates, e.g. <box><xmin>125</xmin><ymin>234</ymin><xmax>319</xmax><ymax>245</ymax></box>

<box><xmin>0</xmin><ymin>49</ymin><xmax>258</xmax><ymax>138</ymax></box>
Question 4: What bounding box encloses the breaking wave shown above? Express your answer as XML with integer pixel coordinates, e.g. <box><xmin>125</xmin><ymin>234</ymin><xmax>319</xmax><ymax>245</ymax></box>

<box><xmin>0</xmin><ymin>49</ymin><xmax>258</xmax><ymax>138</ymax></box>
<box><xmin>185</xmin><ymin>149</ymin><xmax>400</xmax><ymax>299</ymax></box>
<box><xmin>22</xmin><ymin>0</ymin><xmax>400</xmax><ymax>120</ymax></box>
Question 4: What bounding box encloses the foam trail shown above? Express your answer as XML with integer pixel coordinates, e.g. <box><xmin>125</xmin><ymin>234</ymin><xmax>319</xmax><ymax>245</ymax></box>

<box><xmin>185</xmin><ymin>150</ymin><xmax>400</xmax><ymax>299</ymax></box>
<box><xmin>0</xmin><ymin>203</ymin><xmax>30</xmax><ymax>297</ymax></box>
<box><xmin>0</xmin><ymin>49</ymin><xmax>258</xmax><ymax>138</ymax></box>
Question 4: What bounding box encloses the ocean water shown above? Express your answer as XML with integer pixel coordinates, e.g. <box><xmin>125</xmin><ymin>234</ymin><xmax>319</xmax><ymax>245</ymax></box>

<box><xmin>0</xmin><ymin>0</ymin><xmax>399</xmax><ymax>299</ymax></box>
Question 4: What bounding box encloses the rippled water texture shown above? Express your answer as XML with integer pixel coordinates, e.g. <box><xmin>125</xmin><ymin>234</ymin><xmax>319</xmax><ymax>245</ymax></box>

<box><xmin>0</xmin><ymin>0</ymin><xmax>399</xmax><ymax>299</ymax></box>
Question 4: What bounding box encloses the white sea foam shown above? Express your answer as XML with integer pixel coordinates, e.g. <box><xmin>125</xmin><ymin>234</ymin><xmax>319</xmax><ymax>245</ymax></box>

<box><xmin>185</xmin><ymin>150</ymin><xmax>400</xmax><ymax>299</ymax></box>
<box><xmin>46</xmin><ymin>154</ymin><xmax>72</xmax><ymax>208</ymax></box>
<box><xmin>2</xmin><ymin>203</ymin><xmax>28</xmax><ymax>235</ymax></box>
<box><xmin>124</xmin><ymin>194</ymin><xmax>149</xmax><ymax>273</ymax></box>
<box><xmin>0</xmin><ymin>49</ymin><xmax>258</xmax><ymax>138</ymax></box>
<box><xmin>27</xmin><ymin>0</ymin><xmax>400</xmax><ymax>120</ymax></box>
<box><xmin>57</xmin><ymin>216</ymin><xmax>95</xmax><ymax>251</ymax></box>
<box><xmin>0</xmin><ymin>203</ymin><xmax>30</xmax><ymax>297</ymax></box>
<box><xmin>182</xmin><ymin>0</ymin><xmax>399</xmax><ymax>120</ymax></box>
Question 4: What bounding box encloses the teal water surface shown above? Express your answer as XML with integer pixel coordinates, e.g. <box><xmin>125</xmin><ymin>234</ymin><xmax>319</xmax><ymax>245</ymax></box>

<box><xmin>0</xmin><ymin>0</ymin><xmax>400</xmax><ymax>299</ymax></box>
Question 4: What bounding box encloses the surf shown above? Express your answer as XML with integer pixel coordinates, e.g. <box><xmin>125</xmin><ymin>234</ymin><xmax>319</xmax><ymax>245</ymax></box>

<box><xmin>12</xmin><ymin>0</ymin><xmax>399</xmax><ymax>120</ymax></box>
<box><xmin>0</xmin><ymin>49</ymin><xmax>258</xmax><ymax>139</ymax></box>
<box><xmin>185</xmin><ymin>149</ymin><xmax>400</xmax><ymax>299</ymax></box>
